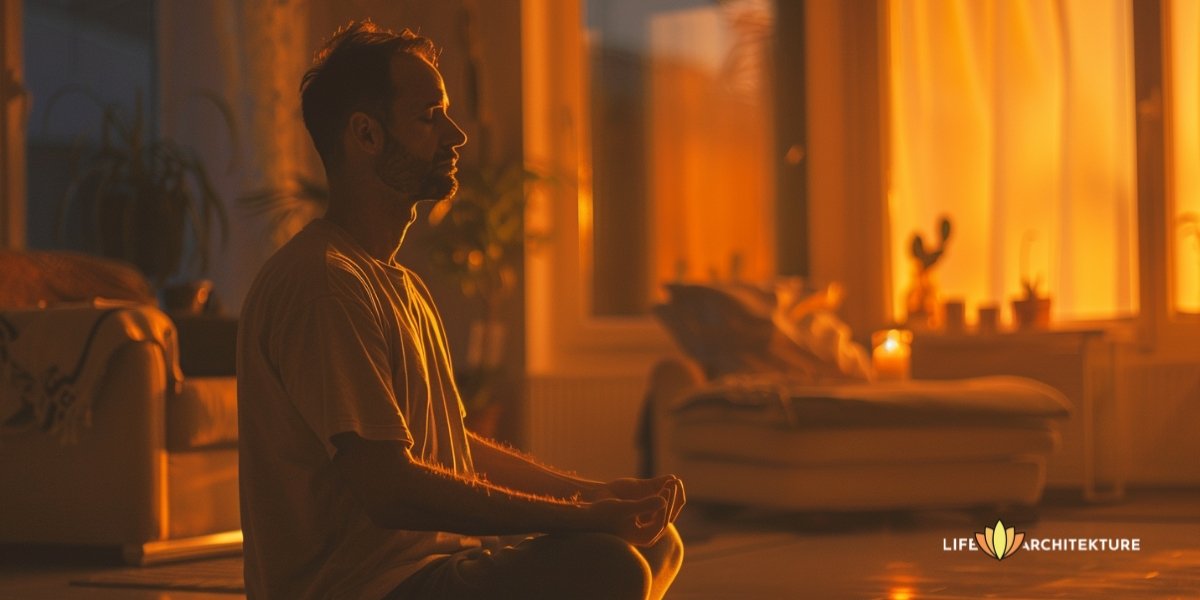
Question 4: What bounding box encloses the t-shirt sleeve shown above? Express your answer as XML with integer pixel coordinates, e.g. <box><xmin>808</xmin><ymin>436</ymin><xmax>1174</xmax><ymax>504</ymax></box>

<box><xmin>275</xmin><ymin>291</ymin><xmax>413</xmax><ymax>458</ymax></box>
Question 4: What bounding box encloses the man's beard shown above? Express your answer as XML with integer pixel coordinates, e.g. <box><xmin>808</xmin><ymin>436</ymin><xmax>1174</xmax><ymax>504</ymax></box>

<box><xmin>375</xmin><ymin>132</ymin><xmax>458</xmax><ymax>202</ymax></box>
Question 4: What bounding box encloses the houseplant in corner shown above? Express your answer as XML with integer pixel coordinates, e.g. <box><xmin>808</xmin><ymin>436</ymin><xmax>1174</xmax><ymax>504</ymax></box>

<box><xmin>426</xmin><ymin>161</ymin><xmax>547</xmax><ymax>434</ymax></box>
<box><xmin>51</xmin><ymin>88</ymin><xmax>231</xmax><ymax>310</ymax></box>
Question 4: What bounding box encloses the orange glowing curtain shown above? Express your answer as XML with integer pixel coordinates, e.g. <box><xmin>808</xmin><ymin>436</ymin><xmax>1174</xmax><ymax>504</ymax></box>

<box><xmin>648</xmin><ymin>4</ymin><xmax>775</xmax><ymax>288</ymax></box>
<box><xmin>1169</xmin><ymin>0</ymin><xmax>1200</xmax><ymax>315</ymax></box>
<box><xmin>888</xmin><ymin>0</ymin><xmax>1138</xmax><ymax>323</ymax></box>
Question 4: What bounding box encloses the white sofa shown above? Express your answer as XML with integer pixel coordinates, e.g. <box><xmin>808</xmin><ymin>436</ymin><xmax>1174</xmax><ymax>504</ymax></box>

<box><xmin>646</xmin><ymin>356</ymin><xmax>1071</xmax><ymax>512</ymax></box>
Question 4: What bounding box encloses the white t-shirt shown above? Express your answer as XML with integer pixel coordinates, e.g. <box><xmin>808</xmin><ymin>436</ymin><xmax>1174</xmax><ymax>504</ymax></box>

<box><xmin>238</xmin><ymin>218</ymin><xmax>478</xmax><ymax>599</ymax></box>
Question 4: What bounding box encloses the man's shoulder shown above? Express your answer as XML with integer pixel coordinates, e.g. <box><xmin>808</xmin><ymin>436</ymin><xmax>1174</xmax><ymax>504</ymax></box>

<box><xmin>244</xmin><ymin>221</ymin><xmax>376</xmax><ymax>312</ymax></box>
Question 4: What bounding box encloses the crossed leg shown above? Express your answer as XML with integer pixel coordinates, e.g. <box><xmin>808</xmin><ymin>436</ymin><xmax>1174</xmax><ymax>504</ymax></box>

<box><xmin>388</xmin><ymin>524</ymin><xmax>684</xmax><ymax>600</ymax></box>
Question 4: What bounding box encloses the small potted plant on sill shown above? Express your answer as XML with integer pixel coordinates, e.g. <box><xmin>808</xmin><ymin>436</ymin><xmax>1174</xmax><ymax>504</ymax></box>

<box><xmin>904</xmin><ymin>215</ymin><xmax>952</xmax><ymax>329</ymax></box>
<box><xmin>1012</xmin><ymin>276</ymin><xmax>1051</xmax><ymax>330</ymax></box>
<box><xmin>1012</xmin><ymin>231</ymin><xmax>1051</xmax><ymax>330</ymax></box>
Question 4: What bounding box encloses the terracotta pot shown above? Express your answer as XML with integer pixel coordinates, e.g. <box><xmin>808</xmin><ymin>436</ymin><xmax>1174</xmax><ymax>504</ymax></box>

<box><xmin>1011</xmin><ymin>297</ymin><xmax>1051</xmax><ymax>330</ymax></box>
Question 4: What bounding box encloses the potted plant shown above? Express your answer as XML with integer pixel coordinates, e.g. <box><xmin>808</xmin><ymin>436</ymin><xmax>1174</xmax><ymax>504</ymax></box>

<box><xmin>426</xmin><ymin>161</ymin><xmax>548</xmax><ymax>432</ymax></box>
<box><xmin>1012</xmin><ymin>231</ymin><xmax>1051</xmax><ymax>330</ymax></box>
<box><xmin>51</xmin><ymin>88</ymin><xmax>231</xmax><ymax>309</ymax></box>
<box><xmin>904</xmin><ymin>215</ymin><xmax>952</xmax><ymax>328</ymax></box>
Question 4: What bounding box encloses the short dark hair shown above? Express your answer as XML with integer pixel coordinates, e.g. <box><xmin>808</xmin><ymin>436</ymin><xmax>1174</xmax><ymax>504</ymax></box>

<box><xmin>300</xmin><ymin>20</ymin><xmax>438</xmax><ymax>169</ymax></box>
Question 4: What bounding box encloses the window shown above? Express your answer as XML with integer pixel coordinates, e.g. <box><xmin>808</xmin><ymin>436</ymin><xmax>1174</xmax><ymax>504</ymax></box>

<box><xmin>22</xmin><ymin>0</ymin><xmax>158</xmax><ymax>252</ymax></box>
<box><xmin>525</xmin><ymin>0</ymin><xmax>1196</xmax><ymax>374</ymax></box>
<box><xmin>523</xmin><ymin>0</ymin><xmax>791</xmax><ymax>372</ymax></box>
<box><xmin>887</xmin><ymin>0</ymin><xmax>1139</xmax><ymax>326</ymax></box>
<box><xmin>585</xmin><ymin>0</ymin><xmax>777</xmax><ymax>316</ymax></box>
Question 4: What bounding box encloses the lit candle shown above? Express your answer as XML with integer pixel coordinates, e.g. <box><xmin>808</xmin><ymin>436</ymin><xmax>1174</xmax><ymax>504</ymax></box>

<box><xmin>872</xmin><ymin>329</ymin><xmax>912</xmax><ymax>381</ymax></box>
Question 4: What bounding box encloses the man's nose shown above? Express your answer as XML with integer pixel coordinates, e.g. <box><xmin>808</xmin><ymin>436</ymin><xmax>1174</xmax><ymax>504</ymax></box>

<box><xmin>443</xmin><ymin>115</ymin><xmax>468</xmax><ymax>150</ymax></box>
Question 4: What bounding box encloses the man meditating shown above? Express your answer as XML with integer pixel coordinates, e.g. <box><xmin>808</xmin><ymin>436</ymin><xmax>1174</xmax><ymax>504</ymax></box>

<box><xmin>238</xmin><ymin>20</ymin><xmax>685</xmax><ymax>600</ymax></box>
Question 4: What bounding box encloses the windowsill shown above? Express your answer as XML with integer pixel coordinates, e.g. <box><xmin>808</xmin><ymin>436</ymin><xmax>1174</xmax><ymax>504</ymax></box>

<box><xmin>910</xmin><ymin>317</ymin><xmax>1137</xmax><ymax>342</ymax></box>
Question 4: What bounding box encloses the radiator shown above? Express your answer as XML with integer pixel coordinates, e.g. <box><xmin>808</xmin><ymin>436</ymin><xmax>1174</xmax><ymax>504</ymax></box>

<box><xmin>1120</xmin><ymin>360</ymin><xmax>1200</xmax><ymax>484</ymax></box>
<box><xmin>525</xmin><ymin>374</ymin><xmax>648</xmax><ymax>481</ymax></box>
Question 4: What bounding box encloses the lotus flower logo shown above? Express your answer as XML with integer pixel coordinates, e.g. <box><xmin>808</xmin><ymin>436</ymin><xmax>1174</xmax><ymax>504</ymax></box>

<box><xmin>976</xmin><ymin>519</ymin><xmax>1024</xmax><ymax>560</ymax></box>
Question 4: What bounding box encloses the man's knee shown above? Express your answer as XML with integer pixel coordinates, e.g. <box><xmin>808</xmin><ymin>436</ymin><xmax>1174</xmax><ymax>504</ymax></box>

<box><xmin>529</xmin><ymin>533</ymin><xmax>651</xmax><ymax>600</ymax></box>
<box><xmin>645</xmin><ymin>523</ymin><xmax>684</xmax><ymax>578</ymax></box>
<box><xmin>573</xmin><ymin>533</ymin><xmax>652</xmax><ymax>600</ymax></box>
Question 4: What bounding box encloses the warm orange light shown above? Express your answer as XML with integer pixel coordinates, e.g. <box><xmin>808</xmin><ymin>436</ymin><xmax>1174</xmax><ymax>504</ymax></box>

<box><xmin>872</xmin><ymin>329</ymin><xmax>912</xmax><ymax>381</ymax></box>
<box><xmin>648</xmin><ymin>8</ymin><xmax>775</xmax><ymax>286</ymax></box>
<box><xmin>887</xmin><ymin>0</ymin><xmax>1138</xmax><ymax>322</ymax></box>
<box><xmin>889</xmin><ymin>587</ymin><xmax>915</xmax><ymax>600</ymax></box>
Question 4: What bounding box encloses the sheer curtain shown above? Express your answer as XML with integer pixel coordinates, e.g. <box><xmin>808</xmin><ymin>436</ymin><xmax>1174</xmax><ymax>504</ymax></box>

<box><xmin>1169</xmin><ymin>0</ymin><xmax>1200</xmax><ymax>315</ymax></box>
<box><xmin>888</xmin><ymin>0</ymin><xmax>1138</xmax><ymax>324</ymax></box>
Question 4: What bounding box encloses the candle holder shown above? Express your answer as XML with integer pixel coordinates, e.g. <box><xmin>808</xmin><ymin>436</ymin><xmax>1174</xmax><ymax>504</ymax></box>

<box><xmin>872</xmin><ymin>329</ymin><xmax>913</xmax><ymax>381</ymax></box>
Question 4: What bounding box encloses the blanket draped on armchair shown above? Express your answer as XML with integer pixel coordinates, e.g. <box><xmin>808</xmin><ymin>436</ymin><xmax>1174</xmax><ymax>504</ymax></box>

<box><xmin>0</xmin><ymin>302</ymin><xmax>181</xmax><ymax>442</ymax></box>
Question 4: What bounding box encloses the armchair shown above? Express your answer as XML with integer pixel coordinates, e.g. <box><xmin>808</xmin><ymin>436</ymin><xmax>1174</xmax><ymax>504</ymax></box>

<box><xmin>0</xmin><ymin>252</ymin><xmax>240</xmax><ymax>565</ymax></box>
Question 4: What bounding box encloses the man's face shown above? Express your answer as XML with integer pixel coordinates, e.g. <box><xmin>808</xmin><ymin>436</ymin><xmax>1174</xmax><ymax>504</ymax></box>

<box><xmin>375</xmin><ymin>53</ymin><xmax>467</xmax><ymax>202</ymax></box>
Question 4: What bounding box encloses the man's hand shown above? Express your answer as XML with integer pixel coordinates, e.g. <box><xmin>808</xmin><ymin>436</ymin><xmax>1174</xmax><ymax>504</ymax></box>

<box><xmin>588</xmin><ymin>496</ymin><xmax>670</xmax><ymax>547</ymax></box>
<box><xmin>585</xmin><ymin>475</ymin><xmax>686</xmax><ymax>524</ymax></box>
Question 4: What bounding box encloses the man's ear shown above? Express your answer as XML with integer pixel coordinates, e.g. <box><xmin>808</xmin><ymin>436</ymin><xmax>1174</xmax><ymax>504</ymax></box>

<box><xmin>347</xmin><ymin>111</ymin><xmax>384</xmax><ymax>156</ymax></box>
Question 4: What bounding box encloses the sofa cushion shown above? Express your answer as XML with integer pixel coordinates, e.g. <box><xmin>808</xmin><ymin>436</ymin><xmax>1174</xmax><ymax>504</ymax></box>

<box><xmin>674</xmin><ymin>422</ymin><xmax>1060</xmax><ymax>465</ymax></box>
<box><xmin>167</xmin><ymin>376</ymin><xmax>238</xmax><ymax>451</ymax></box>
<box><xmin>674</xmin><ymin>375</ymin><xmax>1072</xmax><ymax>429</ymax></box>
<box><xmin>652</xmin><ymin>281</ymin><xmax>871</xmax><ymax>382</ymax></box>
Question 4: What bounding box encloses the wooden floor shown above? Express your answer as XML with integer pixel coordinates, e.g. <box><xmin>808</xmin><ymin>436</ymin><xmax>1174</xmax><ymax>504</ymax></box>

<box><xmin>2</xmin><ymin>488</ymin><xmax>1198</xmax><ymax>599</ymax></box>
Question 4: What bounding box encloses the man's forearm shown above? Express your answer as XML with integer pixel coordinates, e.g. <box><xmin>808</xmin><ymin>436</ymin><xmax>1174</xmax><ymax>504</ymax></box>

<box><xmin>467</xmin><ymin>431</ymin><xmax>603</xmax><ymax>499</ymax></box>
<box><xmin>380</xmin><ymin>454</ymin><xmax>595</xmax><ymax>536</ymax></box>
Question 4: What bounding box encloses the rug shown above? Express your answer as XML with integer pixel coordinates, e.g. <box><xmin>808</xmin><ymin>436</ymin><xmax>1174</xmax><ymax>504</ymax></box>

<box><xmin>71</xmin><ymin>556</ymin><xmax>244</xmax><ymax>594</ymax></box>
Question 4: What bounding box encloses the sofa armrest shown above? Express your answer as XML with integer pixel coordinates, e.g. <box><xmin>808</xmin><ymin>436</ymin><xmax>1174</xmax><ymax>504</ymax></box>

<box><xmin>0</xmin><ymin>340</ymin><xmax>170</xmax><ymax>546</ymax></box>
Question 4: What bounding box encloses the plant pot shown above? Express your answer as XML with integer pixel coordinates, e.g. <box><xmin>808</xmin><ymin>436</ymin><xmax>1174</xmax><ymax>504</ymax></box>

<box><xmin>162</xmin><ymin>280</ymin><xmax>214</xmax><ymax>314</ymax></box>
<box><xmin>1011</xmin><ymin>297</ymin><xmax>1051</xmax><ymax>330</ymax></box>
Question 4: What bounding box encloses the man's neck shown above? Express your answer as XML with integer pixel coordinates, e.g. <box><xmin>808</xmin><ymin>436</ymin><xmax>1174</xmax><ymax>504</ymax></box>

<box><xmin>324</xmin><ymin>183</ymin><xmax>419</xmax><ymax>264</ymax></box>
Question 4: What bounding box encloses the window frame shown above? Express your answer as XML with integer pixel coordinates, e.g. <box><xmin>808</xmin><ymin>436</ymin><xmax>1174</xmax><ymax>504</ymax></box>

<box><xmin>523</xmin><ymin>0</ymin><xmax>676</xmax><ymax>377</ymax></box>
<box><xmin>1</xmin><ymin>0</ymin><xmax>26</xmax><ymax>250</ymax></box>
<box><xmin>1133</xmin><ymin>0</ymin><xmax>1200</xmax><ymax>355</ymax></box>
<box><xmin>522</xmin><ymin>0</ymin><xmax>814</xmax><ymax>375</ymax></box>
